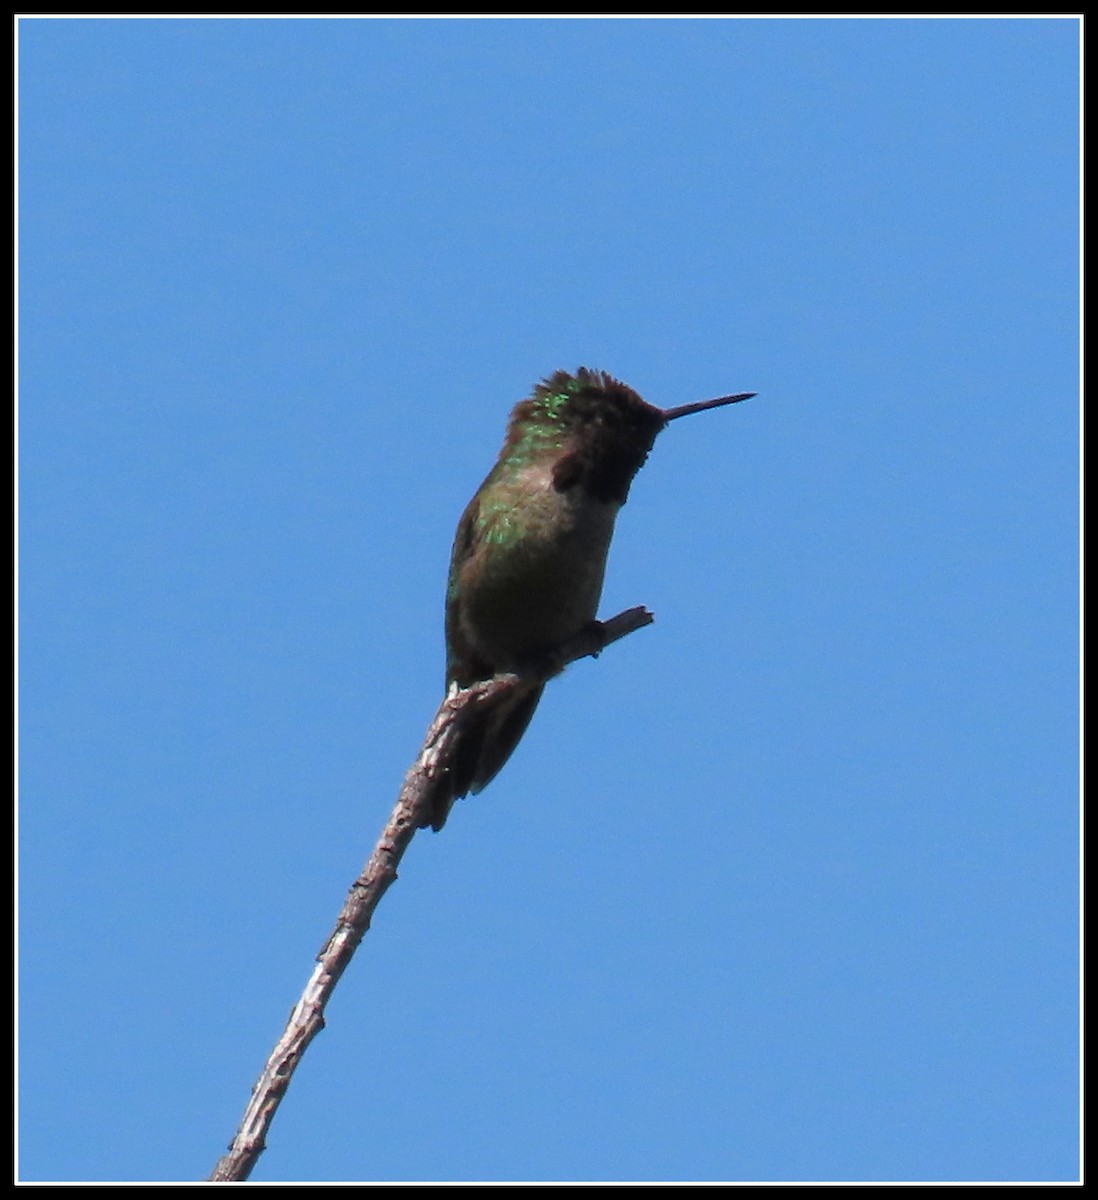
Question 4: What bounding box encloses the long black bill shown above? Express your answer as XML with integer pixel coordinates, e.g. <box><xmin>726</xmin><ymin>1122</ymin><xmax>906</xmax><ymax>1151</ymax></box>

<box><xmin>662</xmin><ymin>391</ymin><xmax>757</xmax><ymax>421</ymax></box>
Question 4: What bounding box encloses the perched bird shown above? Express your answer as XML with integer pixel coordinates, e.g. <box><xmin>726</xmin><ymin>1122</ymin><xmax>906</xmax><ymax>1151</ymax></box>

<box><xmin>433</xmin><ymin>367</ymin><xmax>755</xmax><ymax>830</ymax></box>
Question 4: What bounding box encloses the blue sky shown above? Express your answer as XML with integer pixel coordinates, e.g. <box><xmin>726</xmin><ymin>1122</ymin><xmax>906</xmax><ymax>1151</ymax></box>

<box><xmin>18</xmin><ymin>16</ymin><xmax>1079</xmax><ymax>1184</ymax></box>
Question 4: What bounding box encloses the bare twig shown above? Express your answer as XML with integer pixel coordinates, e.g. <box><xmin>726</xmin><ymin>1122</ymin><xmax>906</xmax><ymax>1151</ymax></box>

<box><xmin>208</xmin><ymin>605</ymin><xmax>653</xmax><ymax>1182</ymax></box>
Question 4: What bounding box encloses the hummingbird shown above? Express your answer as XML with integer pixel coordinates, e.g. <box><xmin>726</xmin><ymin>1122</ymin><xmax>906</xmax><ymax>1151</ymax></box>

<box><xmin>432</xmin><ymin>367</ymin><xmax>756</xmax><ymax>831</ymax></box>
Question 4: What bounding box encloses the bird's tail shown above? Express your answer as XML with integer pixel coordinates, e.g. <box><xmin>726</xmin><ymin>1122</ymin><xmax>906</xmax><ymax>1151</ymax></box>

<box><xmin>429</xmin><ymin>683</ymin><xmax>545</xmax><ymax>831</ymax></box>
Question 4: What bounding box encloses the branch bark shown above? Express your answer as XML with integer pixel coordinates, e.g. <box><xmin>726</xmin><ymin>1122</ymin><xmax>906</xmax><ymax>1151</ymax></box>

<box><xmin>208</xmin><ymin>605</ymin><xmax>654</xmax><ymax>1182</ymax></box>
